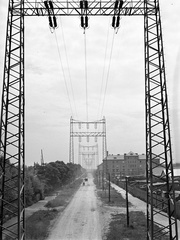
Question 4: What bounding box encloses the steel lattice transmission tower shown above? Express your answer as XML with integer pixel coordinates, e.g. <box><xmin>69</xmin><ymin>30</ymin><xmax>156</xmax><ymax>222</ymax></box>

<box><xmin>69</xmin><ymin>117</ymin><xmax>107</xmax><ymax>165</ymax></box>
<box><xmin>0</xmin><ymin>0</ymin><xmax>178</xmax><ymax>239</ymax></box>
<box><xmin>78</xmin><ymin>143</ymin><xmax>99</xmax><ymax>168</ymax></box>
<box><xmin>144</xmin><ymin>1</ymin><xmax>178</xmax><ymax>239</ymax></box>
<box><xmin>82</xmin><ymin>152</ymin><xmax>95</xmax><ymax>169</ymax></box>
<box><xmin>0</xmin><ymin>1</ymin><xmax>25</xmax><ymax>239</ymax></box>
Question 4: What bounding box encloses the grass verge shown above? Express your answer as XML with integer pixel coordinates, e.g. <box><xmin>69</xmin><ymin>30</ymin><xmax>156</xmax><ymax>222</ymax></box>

<box><xmin>25</xmin><ymin>209</ymin><xmax>58</xmax><ymax>240</ymax></box>
<box><xmin>106</xmin><ymin>211</ymin><xmax>169</xmax><ymax>240</ymax></box>
<box><xmin>96</xmin><ymin>184</ymin><xmax>132</xmax><ymax>208</ymax></box>
<box><xmin>94</xmin><ymin>177</ymin><xmax>132</xmax><ymax>208</ymax></box>
<box><xmin>25</xmin><ymin>177</ymin><xmax>83</xmax><ymax>240</ymax></box>
<box><xmin>94</xmin><ymin>177</ymin><xmax>169</xmax><ymax>240</ymax></box>
<box><xmin>45</xmin><ymin>178</ymin><xmax>83</xmax><ymax>208</ymax></box>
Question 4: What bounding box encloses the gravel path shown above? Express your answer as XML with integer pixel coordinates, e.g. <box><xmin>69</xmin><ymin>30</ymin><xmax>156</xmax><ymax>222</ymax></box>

<box><xmin>47</xmin><ymin>173</ymin><xmax>102</xmax><ymax>240</ymax></box>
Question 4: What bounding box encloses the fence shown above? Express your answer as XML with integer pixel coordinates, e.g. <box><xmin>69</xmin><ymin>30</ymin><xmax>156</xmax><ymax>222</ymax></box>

<box><xmin>117</xmin><ymin>181</ymin><xmax>180</xmax><ymax>219</ymax></box>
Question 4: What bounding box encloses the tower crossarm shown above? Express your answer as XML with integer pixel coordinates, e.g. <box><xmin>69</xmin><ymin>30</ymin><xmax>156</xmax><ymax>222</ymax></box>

<box><xmin>71</xmin><ymin>119</ymin><xmax>105</xmax><ymax>124</ymax></box>
<box><xmin>71</xmin><ymin>132</ymin><xmax>105</xmax><ymax>137</ymax></box>
<box><xmin>80</xmin><ymin>152</ymin><xmax>98</xmax><ymax>155</ymax></box>
<box><xmin>12</xmin><ymin>0</ymin><xmax>155</xmax><ymax>16</ymax></box>
<box><xmin>79</xmin><ymin>143</ymin><xmax>98</xmax><ymax>148</ymax></box>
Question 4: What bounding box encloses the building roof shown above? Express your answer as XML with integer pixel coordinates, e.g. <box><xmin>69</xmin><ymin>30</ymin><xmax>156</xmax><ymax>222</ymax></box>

<box><xmin>106</xmin><ymin>154</ymin><xmax>124</xmax><ymax>160</ymax></box>
<box><xmin>125</xmin><ymin>151</ymin><xmax>138</xmax><ymax>156</ymax></box>
<box><xmin>139</xmin><ymin>154</ymin><xmax>146</xmax><ymax>160</ymax></box>
<box><xmin>105</xmin><ymin>152</ymin><xmax>146</xmax><ymax>161</ymax></box>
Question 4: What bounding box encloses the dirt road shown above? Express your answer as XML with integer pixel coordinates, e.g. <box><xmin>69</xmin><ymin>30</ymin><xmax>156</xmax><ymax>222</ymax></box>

<box><xmin>47</xmin><ymin>173</ymin><xmax>102</xmax><ymax>240</ymax></box>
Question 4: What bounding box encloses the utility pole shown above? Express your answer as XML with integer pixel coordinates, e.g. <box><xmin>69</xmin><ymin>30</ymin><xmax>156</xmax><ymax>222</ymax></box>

<box><xmin>108</xmin><ymin>173</ymin><xmax>111</xmax><ymax>202</ymax></box>
<box><xmin>125</xmin><ymin>176</ymin><xmax>129</xmax><ymax>227</ymax></box>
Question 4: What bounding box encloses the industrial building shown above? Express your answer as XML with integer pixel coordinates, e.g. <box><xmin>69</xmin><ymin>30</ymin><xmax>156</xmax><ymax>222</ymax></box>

<box><xmin>98</xmin><ymin>151</ymin><xmax>160</xmax><ymax>178</ymax></box>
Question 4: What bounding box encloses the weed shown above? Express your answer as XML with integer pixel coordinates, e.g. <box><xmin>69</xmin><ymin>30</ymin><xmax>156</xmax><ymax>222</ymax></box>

<box><xmin>25</xmin><ymin>209</ymin><xmax>58</xmax><ymax>240</ymax></box>
<box><xmin>94</xmin><ymin>176</ymin><xmax>169</xmax><ymax>240</ymax></box>
<box><xmin>25</xmin><ymin>177</ymin><xmax>83</xmax><ymax>240</ymax></box>
<box><xmin>45</xmin><ymin>198</ymin><xmax>66</xmax><ymax>208</ymax></box>
<box><xmin>105</xmin><ymin>212</ymin><xmax>169</xmax><ymax>240</ymax></box>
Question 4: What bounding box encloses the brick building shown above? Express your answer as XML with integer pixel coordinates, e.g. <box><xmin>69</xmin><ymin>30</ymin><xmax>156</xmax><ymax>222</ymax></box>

<box><xmin>97</xmin><ymin>151</ymin><xmax>160</xmax><ymax>178</ymax></box>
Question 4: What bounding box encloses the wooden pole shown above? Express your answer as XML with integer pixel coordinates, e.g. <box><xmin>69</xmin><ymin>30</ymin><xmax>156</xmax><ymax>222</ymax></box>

<box><xmin>126</xmin><ymin>176</ymin><xmax>129</xmax><ymax>227</ymax></box>
<box><xmin>108</xmin><ymin>173</ymin><xmax>111</xmax><ymax>202</ymax></box>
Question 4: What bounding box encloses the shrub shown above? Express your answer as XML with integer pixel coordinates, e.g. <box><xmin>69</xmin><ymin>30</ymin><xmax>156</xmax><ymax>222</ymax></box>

<box><xmin>26</xmin><ymin>210</ymin><xmax>58</xmax><ymax>240</ymax></box>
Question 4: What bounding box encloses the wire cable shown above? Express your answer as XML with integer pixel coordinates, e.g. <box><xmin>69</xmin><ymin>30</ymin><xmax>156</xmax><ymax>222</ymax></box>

<box><xmin>84</xmin><ymin>32</ymin><xmax>88</xmax><ymax>122</ymax></box>
<box><xmin>59</xmin><ymin>17</ymin><xmax>78</xmax><ymax>119</ymax></box>
<box><xmin>96</xmin><ymin>18</ymin><xmax>111</xmax><ymax>120</ymax></box>
<box><xmin>100</xmin><ymin>30</ymin><xmax>116</xmax><ymax>118</ymax></box>
<box><xmin>54</xmin><ymin>31</ymin><xmax>74</xmax><ymax>117</ymax></box>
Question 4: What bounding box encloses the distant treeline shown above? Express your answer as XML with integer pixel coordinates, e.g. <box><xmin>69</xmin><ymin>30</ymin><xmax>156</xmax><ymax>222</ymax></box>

<box><xmin>26</xmin><ymin>161</ymin><xmax>84</xmax><ymax>205</ymax></box>
<box><xmin>0</xmin><ymin>157</ymin><xmax>84</xmax><ymax>220</ymax></box>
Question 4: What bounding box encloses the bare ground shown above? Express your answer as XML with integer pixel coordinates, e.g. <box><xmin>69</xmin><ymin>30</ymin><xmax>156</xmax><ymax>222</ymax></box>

<box><xmin>47</xmin><ymin>173</ymin><xmax>103</xmax><ymax>240</ymax></box>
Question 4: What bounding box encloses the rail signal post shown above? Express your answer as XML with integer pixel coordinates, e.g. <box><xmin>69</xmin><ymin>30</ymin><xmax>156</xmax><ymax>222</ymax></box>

<box><xmin>0</xmin><ymin>1</ymin><xmax>178</xmax><ymax>239</ymax></box>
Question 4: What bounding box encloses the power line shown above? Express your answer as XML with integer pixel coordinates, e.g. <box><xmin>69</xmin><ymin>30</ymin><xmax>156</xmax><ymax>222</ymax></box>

<box><xmin>59</xmin><ymin>17</ymin><xmax>78</xmax><ymax>119</ymax></box>
<box><xmin>97</xmin><ymin>18</ymin><xmax>111</xmax><ymax>120</ymax></box>
<box><xmin>84</xmin><ymin>32</ymin><xmax>88</xmax><ymax>122</ymax></box>
<box><xmin>54</xmin><ymin>31</ymin><xmax>74</xmax><ymax>117</ymax></box>
<box><xmin>100</xmin><ymin>30</ymin><xmax>116</xmax><ymax>118</ymax></box>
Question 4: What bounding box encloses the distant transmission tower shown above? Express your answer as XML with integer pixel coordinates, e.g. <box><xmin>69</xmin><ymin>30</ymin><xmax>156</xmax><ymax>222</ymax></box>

<box><xmin>79</xmin><ymin>143</ymin><xmax>99</xmax><ymax>168</ymax></box>
<box><xmin>69</xmin><ymin>117</ymin><xmax>107</xmax><ymax>164</ymax></box>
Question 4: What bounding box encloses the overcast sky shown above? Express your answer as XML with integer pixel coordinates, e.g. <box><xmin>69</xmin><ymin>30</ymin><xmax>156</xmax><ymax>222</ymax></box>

<box><xmin>0</xmin><ymin>0</ymin><xmax>180</xmax><ymax>166</ymax></box>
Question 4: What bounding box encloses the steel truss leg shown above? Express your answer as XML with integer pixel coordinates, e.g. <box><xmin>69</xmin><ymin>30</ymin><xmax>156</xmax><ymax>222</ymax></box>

<box><xmin>144</xmin><ymin>0</ymin><xmax>178</xmax><ymax>239</ymax></box>
<box><xmin>0</xmin><ymin>1</ymin><xmax>25</xmax><ymax>239</ymax></box>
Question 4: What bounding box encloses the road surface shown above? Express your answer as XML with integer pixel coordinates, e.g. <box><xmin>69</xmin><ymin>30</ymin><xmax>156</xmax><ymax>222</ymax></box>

<box><xmin>47</xmin><ymin>173</ymin><xmax>102</xmax><ymax>240</ymax></box>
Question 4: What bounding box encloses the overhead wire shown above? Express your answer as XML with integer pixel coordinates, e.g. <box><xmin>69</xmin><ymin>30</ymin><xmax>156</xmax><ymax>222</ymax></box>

<box><xmin>99</xmin><ymin>30</ymin><xmax>116</xmax><ymax>119</ymax></box>
<box><xmin>96</xmin><ymin>17</ymin><xmax>111</xmax><ymax>120</ymax></box>
<box><xmin>84</xmin><ymin>31</ymin><xmax>90</xmax><ymax>148</ymax></box>
<box><xmin>84</xmin><ymin>32</ymin><xmax>89</xmax><ymax>122</ymax></box>
<box><xmin>53</xmin><ymin>13</ymin><xmax>115</xmax><ymax>123</ymax></box>
<box><xmin>97</xmin><ymin>0</ymin><xmax>124</xmax><ymax>119</ymax></box>
<box><xmin>58</xmin><ymin>17</ymin><xmax>78</xmax><ymax>119</ymax></box>
<box><xmin>54</xmin><ymin>31</ymin><xmax>74</xmax><ymax>117</ymax></box>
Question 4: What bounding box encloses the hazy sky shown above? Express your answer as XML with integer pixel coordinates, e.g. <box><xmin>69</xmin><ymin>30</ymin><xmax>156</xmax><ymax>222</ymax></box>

<box><xmin>0</xmin><ymin>0</ymin><xmax>180</xmax><ymax>166</ymax></box>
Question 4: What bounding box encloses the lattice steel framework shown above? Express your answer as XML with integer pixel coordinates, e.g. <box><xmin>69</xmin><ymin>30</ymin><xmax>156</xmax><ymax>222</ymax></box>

<box><xmin>144</xmin><ymin>1</ymin><xmax>178</xmax><ymax>239</ymax></box>
<box><xmin>0</xmin><ymin>1</ymin><xmax>25</xmax><ymax>239</ymax></box>
<box><xmin>82</xmin><ymin>152</ymin><xmax>95</xmax><ymax>169</ymax></box>
<box><xmin>69</xmin><ymin>117</ymin><xmax>107</xmax><ymax>164</ymax></box>
<box><xmin>0</xmin><ymin>0</ymin><xmax>178</xmax><ymax>239</ymax></box>
<box><xmin>78</xmin><ymin>143</ymin><xmax>99</xmax><ymax>168</ymax></box>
